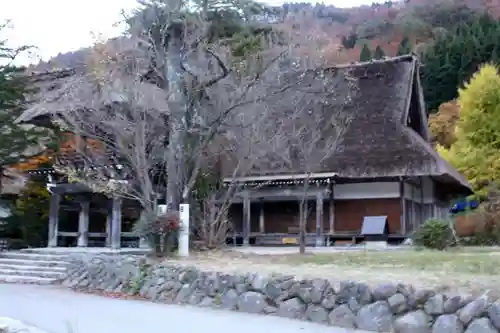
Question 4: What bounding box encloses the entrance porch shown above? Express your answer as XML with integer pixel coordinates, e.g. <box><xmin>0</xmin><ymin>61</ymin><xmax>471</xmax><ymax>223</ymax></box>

<box><xmin>222</xmin><ymin>176</ymin><xmax>449</xmax><ymax>247</ymax></box>
<box><xmin>46</xmin><ymin>190</ymin><xmax>141</xmax><ymax>249</ymax></box>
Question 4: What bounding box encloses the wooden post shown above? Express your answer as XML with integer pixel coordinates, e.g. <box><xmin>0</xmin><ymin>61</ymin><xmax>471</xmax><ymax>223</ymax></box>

<box><xmin>111</xmin><ymin>197</ymin><xmax>122</xmax><ymax>249</ymax></box>
<box><xmin>420</xmin><ymin>177</ymin><xmax>425</xmax><ymax>226</ymax></box>
<box><xmin>242</xmin><ymin>191</ymin><xmax>251</xmax><ymax>246</ymax></box>
<box><xmin>105</xmin><ymin>201</ymin><xmax>112</xmax><ymax>248</ymax></box>
<box><xmin>315</xmin><ymin>191</ymin><xmax>324</xmax><ymax>247</ymax></box>
<box><xmin>77</xmin><ymin>201</ymin><xmax>90</xmax><ymax>247</ymax></box>
<box><xmin>329</xmin><ymin>183</ymin><xmax>335</xmax><ymax>235</ymax></box>
<box><xmin>259</xmin><ymin>202</ymin><xmax>265</xmax><ymax>233</ymax></box>
<box><xmin>47</xmin><ymin>193</ymin><xmax>60</xmax><ymax>247</ymax></box>
<box><xmin>399</xmin><ymin>178</ymin><xmax>406</xmax><ymax>235</ymax></box>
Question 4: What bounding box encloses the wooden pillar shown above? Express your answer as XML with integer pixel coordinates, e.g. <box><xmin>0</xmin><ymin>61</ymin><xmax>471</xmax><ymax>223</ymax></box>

<box><xmin>399</xmin><ymin>178</ymin><xmax>406</xmax><ymax>235</ymax></box>
<box><xmin>420</xmin><ymin>177</ymin><xmax>425</xmax><ymax>226</ymax></box>
<box><xmin>77</xmin><ymin>201</ymin><xmax>90</xmax><ymax>247</ymax></box>
<box><xmin>105</xmin><ymin>201</ymin><xmax>112</xmax><ymax>248</ymax></box>
<box><xmin>242</xmin><ymin>192</ymin><xmax>251</xmax><ymax>246</ymax></box>
<box><xmin>315</xmin><ymin>191</ymin><xmax>324</xmax><ymax>247</ymax></box>
<box><xmin>259</xmin><ymin>202</ymin><xmax>265</xmax><ymax>233</ymax></box>
<box><xmin>111</xmin><ymin>197</ymin><xmax>122</xmax><ymax>249</ymax></box>
<box><xmin>47</xmin><ymin>193</ymin><xmax>60</xmax><ymax>247</ymax></box>
<box><xmin>329</xmin><ymin>183</ymin><xmax>335</xmax><ymax>235</ymax></box>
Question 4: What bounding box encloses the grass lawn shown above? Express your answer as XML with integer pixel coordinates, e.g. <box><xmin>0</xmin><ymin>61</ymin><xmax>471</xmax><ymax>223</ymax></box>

<box><xmin>164</xmin><ymin>247</ymin><xmax>500</xmax><ymax>295</ymax></box>
<box><xmin>281</xmin><ymin>247</ymin><xmax>500</xmax><ymax>275</ymax></box>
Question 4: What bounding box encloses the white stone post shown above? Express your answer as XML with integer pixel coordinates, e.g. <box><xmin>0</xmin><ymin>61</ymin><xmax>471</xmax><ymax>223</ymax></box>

<box><xmin>77</xmin><ymin>201</ymin><xmax>90</xmax><ymax>247</ymax></box>
<box><xmin>47</xmin><ymin>193</ymin><xmax>60</xmax><ymax>248</ymax></box>
<box><xmin>178</xmin><ymin>204</ymin><xmax>190</xmax><ymax>257</ymax></box>
<box><xmin>110</xmin><ymin>197</ymin><xmax>122</xmax><ymax>250</ymax></box>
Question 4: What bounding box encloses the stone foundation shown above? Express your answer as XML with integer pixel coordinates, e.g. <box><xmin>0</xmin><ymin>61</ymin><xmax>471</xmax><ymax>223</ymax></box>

<box><xmin>61</xmin><ymin>255</ymin><xmax>500</xmax><ymax>333</ymax></box>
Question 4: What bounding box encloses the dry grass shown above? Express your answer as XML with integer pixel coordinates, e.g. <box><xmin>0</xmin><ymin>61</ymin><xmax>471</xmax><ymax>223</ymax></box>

<box><xmin>161</xmin><ymin>247</ymin><xmax>500</xmax><ymax>296</ymax></box>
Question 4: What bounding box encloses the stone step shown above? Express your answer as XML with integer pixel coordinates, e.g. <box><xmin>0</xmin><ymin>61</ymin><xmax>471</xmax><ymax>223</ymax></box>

<box><xmin>0</xmin><ymin>274</ymin><xmax>57</xmax><ymax>285</ymax></box>
<box><xmin>0</xmin><ymin>258</ymin><xmax>68</xmax><ymax>268</ymax></box>
<box><xmin>0</xmin><ymin>252</ymin><xmax>69</xmax><ymax>262</ymax></box>
<box><xmin>0</xmin><ymin>268</ymin><xmax>65</xmax><ymax>279</ymax></box>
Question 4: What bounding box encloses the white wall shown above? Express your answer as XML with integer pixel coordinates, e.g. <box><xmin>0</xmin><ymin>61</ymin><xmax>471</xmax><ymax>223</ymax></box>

<box><xmin>403</xmin><ymin>177</ymin><xmax>435</xmax><ymax>203</ymax></box>
<box><xmin>334</xmin><ymin>182</ymin><xmax>399</xmax><ymax>199</ymax></box>
<box><xmin>421</xmin><ymin>177</ymin><xmax>435</xmax><ymax>204</ymax></box>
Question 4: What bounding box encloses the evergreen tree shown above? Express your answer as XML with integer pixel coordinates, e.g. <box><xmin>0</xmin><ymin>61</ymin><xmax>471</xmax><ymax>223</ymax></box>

<box><xmin>397</xmin><ymin>36</ymin><xmax>411</xmax><ymax>55</ymax></box>
<box><xmin>0</xmin><ymin>22</ymin><xmax>52</xmax><ymax>192</ymax></box>
<box><xmin>341</xmin><ymin>33</ymin><xmax>357</xmax><ymax>49</ymax></box>
<box><xmin>359</xmin><ymin>44</ymin><xmax>372</xmax><ymax>61</ymax></box>
<box><xmin>373</xmin><ymin>45</ymin><xmax>385</xmax><ymax>59</ymax></box>
<box><xmin>421</xmin><ymin>13</ymin><xmax>500</xmax><ymax>112</ymax></box>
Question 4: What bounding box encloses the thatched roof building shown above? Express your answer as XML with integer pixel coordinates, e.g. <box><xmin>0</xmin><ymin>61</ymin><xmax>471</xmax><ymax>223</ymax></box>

<box><xmin>14</xmin><ymin>53</ymin><xmax>472</xmax><ymax>243</ymax></box>
<box><xmin>227</xmin><ymin>55</ymin><xmax>471</xmax><ymax>195</ymax></box>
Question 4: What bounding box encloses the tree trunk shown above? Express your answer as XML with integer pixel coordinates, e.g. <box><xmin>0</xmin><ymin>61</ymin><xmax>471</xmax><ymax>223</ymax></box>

<box><xmin>165</xmin><ymin>23</ymin><xmax>186</xmax><ymax>213</ymax></box>
<box><xmin>299</xmin><ymin>200</ymin><xmax>306</xmax><ymax>254</ymax></box>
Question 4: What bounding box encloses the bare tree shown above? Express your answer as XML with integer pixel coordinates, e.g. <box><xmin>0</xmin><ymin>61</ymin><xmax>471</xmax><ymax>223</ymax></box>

<box><xmin>263</xmin><ymin>66</ymin><xmax>358</xmax><ymax>254</ymax></box>
<box><xmin>23</xmin><ymin>0</ymin><xmax>298</xmax><ymax>249</ymax></box>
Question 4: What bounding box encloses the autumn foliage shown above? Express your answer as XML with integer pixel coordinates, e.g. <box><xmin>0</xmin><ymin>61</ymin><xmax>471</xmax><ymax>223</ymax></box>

<box><xmin>437</xmin><ymin>64</ymin><xmax>500</xmax><ymax>198</ymax></box>
<box><xmin>428</xmin><ymin>99</ymin><xmax>459</xmax><ymax>148</ymax></box>
<box><xmin>10</xmin><ymin>132</ymin><xmax>105</xmax><ymax>172</ymax></box>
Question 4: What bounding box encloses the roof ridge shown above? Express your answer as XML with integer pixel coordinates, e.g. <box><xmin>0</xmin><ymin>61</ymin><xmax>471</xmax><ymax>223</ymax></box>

<box><xmin>325</xmin><ymin>54</ymin><xmax>417</xmax><ymax>71</ymax></box>
<box><xmin>26</xmin><ymin>68</ymin><xmax>76</xmax><ymax>76</ymax></box>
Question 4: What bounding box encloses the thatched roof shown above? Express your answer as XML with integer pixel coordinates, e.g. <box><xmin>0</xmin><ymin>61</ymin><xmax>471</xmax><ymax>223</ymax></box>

<box><xmin>16</xmin><ymin>37</ymin><xmax>164</xmax><ymax>125</ymax></box>
<box><xmin>226</xmin><ymin>55</ymin><xmax>472</xmax><ymax>194</ymax></box>
<box><xmin>17</xmin><ymin>53</ymin><xmax>471</xmax><ymax>195</ymax></box>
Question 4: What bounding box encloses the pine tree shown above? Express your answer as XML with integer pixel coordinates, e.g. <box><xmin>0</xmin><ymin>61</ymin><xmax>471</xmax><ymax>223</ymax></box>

<box><xmin>359</xmin><ymin>44</ymin><xmax>372</xmax><ymax>61</ymax></box>
<box><xmin>397</xmin><ymin>36</ymin><xmax>411</xmax><ymax>55</ymax></box>
<box><xmin>373</xmin><ymin>45</ymin><xmax>385</xmax><ymax>59</ymax></box>
<box><xmin>421</xmin><ymin>13</ymin><xmax>500</xmax><ymax>111</ymax></box>
<box><xmin>0</xmin><ymin>22</ymin><xmax>52</xmax><ymax>192</ymax></box>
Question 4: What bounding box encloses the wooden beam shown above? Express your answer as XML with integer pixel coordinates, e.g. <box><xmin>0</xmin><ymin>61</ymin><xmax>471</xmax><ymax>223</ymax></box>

<box><xmin>315</xmin><ymin>191</ymin><xmax>324</xmax><ymax>247</ymax></box>
<box><xmin>245</xmin><ymin>188</ymin><xmax>327</xmax><ymax>200</ymax></box>
<box><xmin>77</xmin><ymin>201</ymin><xmax>90</xmax><ymax>247</ymax></box>
<box><xmin>111</xmin><ymin>197</ymin><xmax>122</xmax><ymax>249</ymax></box>
<box><xmin>48</xmin><ymin>193</ymin><xmax>60</xmax><ymax>247</ymax></box>
<box><xmin>242</xmin><ymin>191</ymin><xmax>250</xmax><ymax>246</ymax></box>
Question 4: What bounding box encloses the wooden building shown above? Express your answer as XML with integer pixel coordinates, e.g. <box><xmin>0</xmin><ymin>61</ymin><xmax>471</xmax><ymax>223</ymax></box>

<box><xmin>15</xmin><ymin>54</ymin><xmax>472</xmax><ymax>248</ymax></box>
<box><xmin>221</xmin><ymin>55</ymin><xmax>472</xmax><ymax>246</ymax></box>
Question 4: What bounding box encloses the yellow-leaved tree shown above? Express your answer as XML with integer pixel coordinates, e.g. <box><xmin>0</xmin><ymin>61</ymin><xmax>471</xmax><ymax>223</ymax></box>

<box><xmin>438</xmin><ymin>64</ymin><xmax>500</xmax><ymax>198</ymax></box>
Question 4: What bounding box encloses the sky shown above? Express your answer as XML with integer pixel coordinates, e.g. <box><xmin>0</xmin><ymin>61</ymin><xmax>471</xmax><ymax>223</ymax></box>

<box><xmin>0</xmin><ymin>0</ymin><xmax>373</xmax><ymax>66</ymax></box>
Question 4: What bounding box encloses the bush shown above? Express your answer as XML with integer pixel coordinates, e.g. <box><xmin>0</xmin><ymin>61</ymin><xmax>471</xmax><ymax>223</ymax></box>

<box><xmin>133</xmin><ymin>210</ymin><xmax>181</xmax><ymax>257</ymax></box>
<box><xmin>413</xmin><ymin>218</ymin><xmax>455</xmax><ymax>250</ymax></box>
<box><xmin>0</xmin><ymin>180</ymin><xmax>50</xmax><ymax>247</ymax></box>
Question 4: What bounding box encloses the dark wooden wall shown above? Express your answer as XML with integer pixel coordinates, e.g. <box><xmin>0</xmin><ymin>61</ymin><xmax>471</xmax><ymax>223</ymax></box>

<box><xmin>334</xmin><ymin>198</ymin><xmax>401</xmax><ymax>233</ymax></box>
<box><xmin>228</xmin><ymin>198</ymin><xmax>402</xmax><ymax>235</ymax></box>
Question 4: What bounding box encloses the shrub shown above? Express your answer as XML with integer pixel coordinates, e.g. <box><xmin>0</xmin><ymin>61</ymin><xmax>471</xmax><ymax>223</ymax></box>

<box><xmin>413</xmin><ymin>218</ymin><xmax>455</xmax><ymax>250</ymax></box>
<box><xmin>0</xmin><ymin>179</ymin><xmax>50</xmax><ymax>247</ymax></box>
<box><xmin>133</xmin><ymin>210</ymin><xmax>181</xmax><ymax>257</ymax></box>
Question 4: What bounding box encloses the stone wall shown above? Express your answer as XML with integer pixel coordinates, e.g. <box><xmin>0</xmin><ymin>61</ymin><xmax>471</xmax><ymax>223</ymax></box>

<box><xmin>62</xmin><ymin>255</ymin><xmax>500</xmax><ymax>333</ymax></box>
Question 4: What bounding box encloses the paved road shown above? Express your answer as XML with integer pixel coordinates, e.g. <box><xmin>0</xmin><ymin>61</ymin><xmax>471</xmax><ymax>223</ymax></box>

<box><xmin>0</xmin><ymin>284</ymin><xmax>372</xmax><ymax>333</ymax></box>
